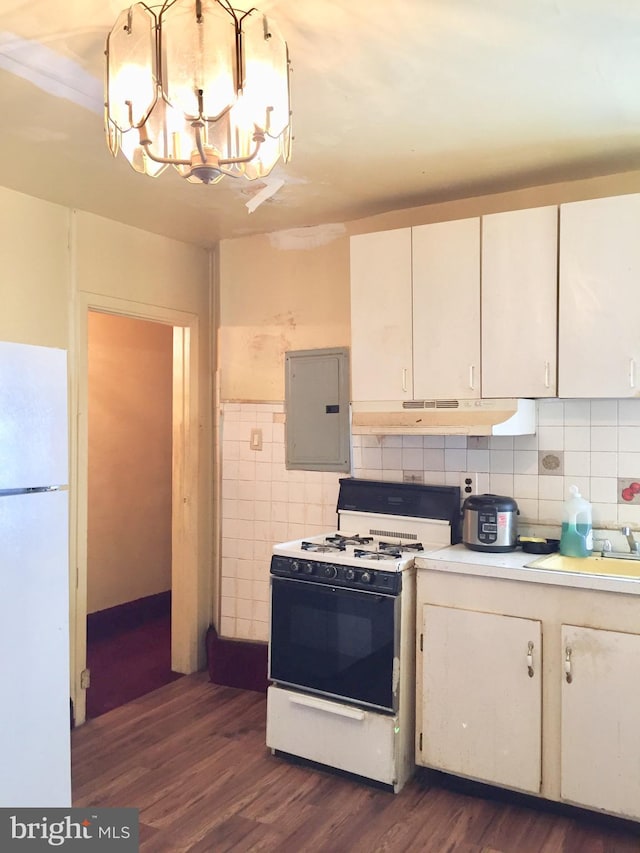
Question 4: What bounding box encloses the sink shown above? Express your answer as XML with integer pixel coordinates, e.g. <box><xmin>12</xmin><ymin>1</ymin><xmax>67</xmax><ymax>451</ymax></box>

<box><xmin>527</xmin><ymin>552</ymin><xmax>640</xmax><ymax>579</ymax></box>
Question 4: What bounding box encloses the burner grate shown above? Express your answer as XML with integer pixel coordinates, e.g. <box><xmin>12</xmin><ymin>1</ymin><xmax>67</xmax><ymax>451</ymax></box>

<box><xmin>378</xmin><ymin>540</ymin><xmax>424</xmax><ymax>553</ymax></box>
<box><xmin>326</xmin><ymin>534</ymin><xmax>374</xmax><ymax>546</ymax></box>
<box><xmin>354</xmin><ymin>548</ymin><xmax>401</xmax><ymax>561</ymax></box>
<box><xmin>301</xmin><ymin>541</ymin><xmax>346</xmax><ymax>553</ymax></box>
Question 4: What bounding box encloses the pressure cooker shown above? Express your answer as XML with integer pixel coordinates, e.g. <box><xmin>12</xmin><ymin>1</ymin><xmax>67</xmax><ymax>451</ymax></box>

<box><xmin>462</xmin><ymin>494</ymin><xmax>519</xmax><ymax>553</ymax></box>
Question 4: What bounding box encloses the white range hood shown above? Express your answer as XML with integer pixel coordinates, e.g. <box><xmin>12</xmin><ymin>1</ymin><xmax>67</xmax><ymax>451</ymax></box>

<box><xmin>351</xmin><ymin>398</ymin><xmax>536</xmax><ymax>436</ymax></box>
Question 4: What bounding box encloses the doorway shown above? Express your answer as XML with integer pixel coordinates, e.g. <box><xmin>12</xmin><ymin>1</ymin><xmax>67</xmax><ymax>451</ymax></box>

<box><xmin>85</xmin><ymin>312</ymin><xmax>181</xmax><ymax>717</ymax></box>
<box><xmin>71</xmin><ymin>294</ymin><xmax>202</xmax><ymax>727</ymax></box>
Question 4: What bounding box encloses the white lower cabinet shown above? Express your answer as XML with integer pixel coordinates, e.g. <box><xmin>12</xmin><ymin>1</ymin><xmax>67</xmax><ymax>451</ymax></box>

<box><xmin>561</xmin><ymin>625</ymin><xmax>640</xmax><ymax>820</ymax></box>
<box><xmin>419</xmin><ymin>605</ymin><xmax>542</xmax><ymax>793</ymax></box>
<box><xmin>416</xmin><ymin>567</ymin><xmax>640</xmax><ymax>822</ymax></box>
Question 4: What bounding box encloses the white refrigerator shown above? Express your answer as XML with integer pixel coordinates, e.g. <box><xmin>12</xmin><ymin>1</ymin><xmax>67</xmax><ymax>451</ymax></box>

<box><xmin>0</xmin><ymin>340</ymin><xmax>72</xmax><ymax>807</ymax></box>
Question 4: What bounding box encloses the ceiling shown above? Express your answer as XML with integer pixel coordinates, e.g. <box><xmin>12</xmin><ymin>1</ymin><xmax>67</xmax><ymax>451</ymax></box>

<box><xmin>0</xmin><ymin>0</ymin><xmax>638</xmax><ymax>248</ymax></box>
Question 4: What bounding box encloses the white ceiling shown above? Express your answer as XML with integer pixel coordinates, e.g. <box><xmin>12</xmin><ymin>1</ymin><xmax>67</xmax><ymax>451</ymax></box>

<box><xmin>0</xmin><ymin>0</ymin><xmax>638</xmax><ymax>247</ymax></box>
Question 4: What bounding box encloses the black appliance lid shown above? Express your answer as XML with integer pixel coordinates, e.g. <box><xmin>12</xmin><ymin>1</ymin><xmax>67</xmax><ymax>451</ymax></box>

<box><xmin>337</xmin><ymin>477</ymin><xmax>461</xmax><ymax>524</ymax></box>
<box><xmin>463</xmin><ymin>493</ymin><xmax>519</xmax><ymax>512</ymax></box>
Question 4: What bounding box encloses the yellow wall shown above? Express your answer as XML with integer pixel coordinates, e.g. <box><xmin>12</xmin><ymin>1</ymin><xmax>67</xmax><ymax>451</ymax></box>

<box><xmin>87</xmin><ymin>313</ymin><xmax>173</xmax><ymax>613</ymax></box>
<box><xmin>218</xmin><ymin>230</ymin><xmax>350</xmax><ymax>401</ymax></box>
<box><xmin>218</xmin><ymin>169</ymin><xmax>640</xmax><ymax>402</ymax></box>
<box><xmin>73</xmin><ymin>210</ymin><xmax>213</xmax><ymax>654</ymax></box>
<box><xmin>0</xmin><ymin>186</ymin><xmax>213</xmax><ymax>692</ymax></box>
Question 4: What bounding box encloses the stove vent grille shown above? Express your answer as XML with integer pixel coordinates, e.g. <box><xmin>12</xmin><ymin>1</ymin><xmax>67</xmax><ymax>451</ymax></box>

<box><xmin>402</xmin><ymin>399</ymin><xmax>459</xmax><ymax>409</ymax></box>
<box><xmin>368</xmin><ymin>528</ymin><xmax>418</xmax><ymax>541</ymax></box>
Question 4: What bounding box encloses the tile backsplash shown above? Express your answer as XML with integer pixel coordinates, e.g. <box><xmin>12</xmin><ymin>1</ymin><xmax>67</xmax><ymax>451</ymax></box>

<box><xmin>354</xmin><ymin>399</ymin><xmax>640</xmax><ymax>530</ymax></box>
<box><xmin>219</xmin><ymin>398</ymin><xmax>640</xmax><ymax>641</ymax></box>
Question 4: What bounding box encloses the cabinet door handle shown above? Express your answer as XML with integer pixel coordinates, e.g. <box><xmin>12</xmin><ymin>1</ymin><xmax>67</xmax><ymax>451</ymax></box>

<box><xmin>527</xmin><ymin>640</ymin><xmax>534</xmax><ymax>677</ymax></box>
<box><xmin>402</xmin><ymin>368</ymin><xmax>408</xmax><ymax>393</ymax></box>
<box><xmin>544</xmin><ymin>361</ymin><xmax>550</xmax><ymax>389</ymax></box>
<box><xmin>565</xmin><ymin>646</ymin><xmax>573</xmax><ymax>684</ymax></box>
<box><xmin>630</xmin><ymin>359</ymin><xmax>636</xmax><ymax>389</ymax></box>
<box><xmin>469</xmin><ymin>365</ymin><xmax>475</xmax><ymax>390</ymax></box>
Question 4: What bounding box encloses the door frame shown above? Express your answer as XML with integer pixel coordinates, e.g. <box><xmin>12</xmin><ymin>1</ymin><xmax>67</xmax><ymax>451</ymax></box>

<box><xmin>69</xmin><ymin>292</ymin><xmax>201</xmax><ymax>725</ymax></box>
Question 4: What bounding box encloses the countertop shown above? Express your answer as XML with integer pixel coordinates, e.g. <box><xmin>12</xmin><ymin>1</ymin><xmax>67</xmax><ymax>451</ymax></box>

<box><xmin>416</xmin><ymin>543</ymin><xmax>640</xmax><ymax>595</ymax></box>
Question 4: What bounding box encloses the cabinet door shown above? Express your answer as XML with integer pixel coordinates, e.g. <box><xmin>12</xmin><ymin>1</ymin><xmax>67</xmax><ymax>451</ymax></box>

<box><xmin>561</xmin><ymin>625</ymin><xmax>640</xmax><ymax>820</ymax></box>
<box><xmin>412</xmin><ymin>218</ymin><xmax>480</xmax><ymax>400</ymax></box>
<box><xmin>350</xmin><ymin>229</ymin><xmax>413</xmax><ymax>402</ymax></box>
<box><xmin>482</xmin><ymin>206</ymin><xmax>558</xmax><ymax>398</ymax></box>
<box><xmin>419</xmin><ymin>605</ymin><xmax>541</xmax><ymax>793</ymax></box>
<box><xmin>559</xmin><ymin>193</ymin><xmax>640</xmax><ymax>397</ymax></box>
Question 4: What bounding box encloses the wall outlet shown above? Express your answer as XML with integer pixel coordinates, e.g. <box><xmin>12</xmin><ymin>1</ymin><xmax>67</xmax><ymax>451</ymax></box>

<box><xmin>460</xmin><ymin>473</ymin><xmax>479</xmax><ymax>497</ymax></box>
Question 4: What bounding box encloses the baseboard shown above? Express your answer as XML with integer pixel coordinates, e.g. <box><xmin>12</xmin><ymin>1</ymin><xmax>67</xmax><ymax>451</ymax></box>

<box><xmin>206</xmin><ymin>624</ymin><xmax>269</xmax><ymax>693</ymax></box>
<box><xmin>87</xmin><ymin>590</ymin><xmax>172</xmax><ymax>640</ymax></box>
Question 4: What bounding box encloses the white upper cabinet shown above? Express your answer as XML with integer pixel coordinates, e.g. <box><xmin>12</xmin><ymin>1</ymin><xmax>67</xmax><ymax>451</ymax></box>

<box><xmin>559</xmin><ymin>193</ymin><xmax>640</xmax><ymax>397</ymax></box>
<box><xmin>482</xmin><ymin>206</ymin><xmax>558</xmax><ymax>398</ymax></box>
<box><xmin>349</xmin><ymin>228</ymin><xmax>413</xmax><ymax>402</ymax></box>
<box><xmin>412</xmin><ymin>218</ymin><xmax>480</xmax><ymax>400</ymax></box>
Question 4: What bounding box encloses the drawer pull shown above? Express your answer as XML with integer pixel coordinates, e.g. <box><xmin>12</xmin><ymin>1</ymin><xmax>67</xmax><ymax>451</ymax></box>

<box><xmin>288</xmin><ymin>693</ymin><xmax>366</xmax><ymax>721</ymax></box>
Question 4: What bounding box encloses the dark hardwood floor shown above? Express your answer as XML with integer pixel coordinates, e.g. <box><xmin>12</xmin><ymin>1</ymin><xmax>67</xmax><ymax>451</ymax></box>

<box><xmin>72</xmin><ymin>673</ymin><xmax>640</xmax><ymax>852</ymax></box>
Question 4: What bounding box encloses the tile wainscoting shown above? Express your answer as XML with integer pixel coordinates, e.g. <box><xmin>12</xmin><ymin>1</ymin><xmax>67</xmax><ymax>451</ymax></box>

<box><xmin>219</xmin><ymin>399</ymin><xmax>640</xmax><ymax>641</ymax></box>
<box><xmin>220</xmin><ymin>403</ymin><xmax>342</xmax><ymax>642</ymax></box>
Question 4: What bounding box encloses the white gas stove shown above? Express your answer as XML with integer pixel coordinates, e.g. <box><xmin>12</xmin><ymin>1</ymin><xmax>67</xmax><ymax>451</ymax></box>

<box><xmin>274</xmin><ymin>516</ymin><xmax>454</xmax><ymax>566</ymax></box>
<box><xmin>273</xmin><ymin>478</ymin><xmax>461</xmax><ymax>577</ymax></box>
<box><xmin>267</xmin><ymin>478</ymin><xmax>462</xmax><ymax>793</ymax></box>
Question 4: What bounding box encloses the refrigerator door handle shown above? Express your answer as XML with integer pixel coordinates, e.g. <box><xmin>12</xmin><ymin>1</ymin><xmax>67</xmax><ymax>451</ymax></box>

<box><xmin>0</xmin><ymin>486</ymin><xmax>62</xmax><ymax>496</ymax></box>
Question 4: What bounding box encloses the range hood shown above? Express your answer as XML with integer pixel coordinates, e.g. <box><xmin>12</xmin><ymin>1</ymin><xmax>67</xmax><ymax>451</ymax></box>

<box><xmin>351</xmin><ymin>398</ymin><xmax>536</xmax><ymax>436</ymax></box>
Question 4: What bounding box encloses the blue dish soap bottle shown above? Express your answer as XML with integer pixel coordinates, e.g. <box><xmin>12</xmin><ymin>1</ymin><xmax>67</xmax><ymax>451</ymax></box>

<box><xmin>559</xmin><ymin>485</ymin><xmax>593</xmax><ymax>558</ymax></box>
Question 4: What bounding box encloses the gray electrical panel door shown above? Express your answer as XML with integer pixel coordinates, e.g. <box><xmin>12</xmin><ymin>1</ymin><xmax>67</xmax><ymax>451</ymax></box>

<box><xmin>285</xmin><ymin>347</ymin><xmax>351</xmax><ymax>472</ymax></box>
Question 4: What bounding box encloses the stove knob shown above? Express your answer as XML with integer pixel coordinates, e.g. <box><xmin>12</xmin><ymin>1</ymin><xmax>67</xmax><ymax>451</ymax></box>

<box><xmin>345</xmin><ymin>568</ymin><xmax>356</xmax><ymax>581</ymax></box>
<box><xmin>323</xmin><ymin>565</ymin><xmax>337</xmax><ymax>579</ymax></box>
<box><xmin>303</xmin><ymin>562</ymin><xmax>314</xmax><ymax>575</ymax></box>
<box><xmin>360</xmin><ymin>571</ymin><xmax>373</xmax><ymax>584</ymax></box>
<box><xmin>291</xmin><ymin>560</ymin><xmax>301</xmax><ymax>573</ymax></box>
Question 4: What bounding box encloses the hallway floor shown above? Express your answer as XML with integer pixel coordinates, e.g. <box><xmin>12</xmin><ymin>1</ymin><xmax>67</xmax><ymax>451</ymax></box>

<box><xmin>85</xmin><ymin>595</ymin><xmax>183</xmax><ymax>719</ymax></box>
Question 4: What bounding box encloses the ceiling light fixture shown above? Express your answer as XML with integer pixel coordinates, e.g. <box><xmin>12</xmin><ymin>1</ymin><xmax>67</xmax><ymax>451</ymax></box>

<box><xmin>104</xmin><ymin>0</ymin><xmax>292</xmax><ymax>185</ymax></box>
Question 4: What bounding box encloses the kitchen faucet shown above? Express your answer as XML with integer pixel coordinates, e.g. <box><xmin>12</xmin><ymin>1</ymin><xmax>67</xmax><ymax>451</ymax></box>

<box><xmin>620</xmin><ymin>526</ymin><xmax>640</xmax><ymax>554</ymax></box>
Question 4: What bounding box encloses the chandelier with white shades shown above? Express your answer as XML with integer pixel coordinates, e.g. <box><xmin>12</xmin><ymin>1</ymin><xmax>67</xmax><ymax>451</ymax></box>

<box><xmin>104</xmin><ymin>0</ymin><xmax>292</xmax><ymax>185</ymax></box>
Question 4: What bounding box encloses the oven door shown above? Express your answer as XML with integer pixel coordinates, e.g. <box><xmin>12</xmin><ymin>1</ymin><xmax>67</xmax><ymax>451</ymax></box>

<box><xmin>269</xmin><ymin>576</ymin><xmax>400</xmax><ymax>713</ymax></box>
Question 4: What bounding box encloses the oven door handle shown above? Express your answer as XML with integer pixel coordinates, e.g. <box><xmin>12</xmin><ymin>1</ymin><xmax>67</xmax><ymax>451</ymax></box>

<box><xmin>288</xmin><ymin>693</ymin><xmax>366</xmax><ymax>721</ymax></box>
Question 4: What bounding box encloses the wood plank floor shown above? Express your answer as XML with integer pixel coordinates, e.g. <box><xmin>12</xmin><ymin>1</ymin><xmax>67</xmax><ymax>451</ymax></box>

<box><xmin>72</xmin><ymin>672</ymin><xmax>640</xmax><ymax>852</ymax></box>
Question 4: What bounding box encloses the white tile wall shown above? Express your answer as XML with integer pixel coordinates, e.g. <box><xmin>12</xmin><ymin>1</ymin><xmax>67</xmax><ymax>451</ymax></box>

<box><xmin>219</xmin><ymin>403</ymin><xmax>341</xmax><ymax>642</ymax></box>
<box><xmin>219</xmin><ymin>398</ymin><xmax>640</xmax><ymax>641</ymax></box>
<box><xmin>351</xmin><ymin>399</ymin><xmax>640</xmax><ymax>532</ymax></box>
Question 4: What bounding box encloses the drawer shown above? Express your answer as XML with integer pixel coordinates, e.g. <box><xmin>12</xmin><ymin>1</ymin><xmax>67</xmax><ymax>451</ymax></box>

<box><xmin>266</xmin><ymin>685</ymin><xmax>397</xmax><ymax>785</ymax></box>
